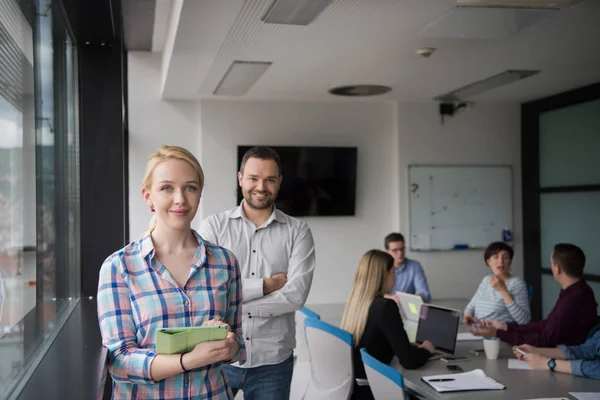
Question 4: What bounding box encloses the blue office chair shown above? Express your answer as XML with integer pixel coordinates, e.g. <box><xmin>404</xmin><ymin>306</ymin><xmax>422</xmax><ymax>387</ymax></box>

<box><xmin>299</xmin><ymin>306</ymin><xmax>321</xmax><ymax>320</ymax></box>
<box><xmin>291</xmin><ymin>307</ymin><xmax>322</xmax><ymax>400</ymax></box>
<box><xmin>305</xmin><ymin>318</ymin><xmax>354</xmax><ymax>400</ymax></box>
<box><xmin>526</xmin><ymin>282</ymin><xmax>533</xmax><ymax>303</ymax></box>
<box><xmin>360</xmin><ymin>348</ymin><xmax>408</xmax><ymax>400</ymax></box>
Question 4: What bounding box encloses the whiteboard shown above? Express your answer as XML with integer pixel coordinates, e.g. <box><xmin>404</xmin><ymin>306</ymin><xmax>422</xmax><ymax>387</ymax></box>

<box><xmin>408</xmin><ymin>165</ymin><xmax>513</xmax><ymax>251</ymax></box>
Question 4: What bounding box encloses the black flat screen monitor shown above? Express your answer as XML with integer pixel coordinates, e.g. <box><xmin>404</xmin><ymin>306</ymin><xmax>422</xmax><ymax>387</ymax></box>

<box><xmin>236</xmin><ymin>146</ymin><xmax>357</xmax><ymax>217</ymax></box>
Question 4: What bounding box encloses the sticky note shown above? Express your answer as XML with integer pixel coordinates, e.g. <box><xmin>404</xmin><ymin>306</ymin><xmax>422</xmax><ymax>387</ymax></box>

<box><xmin>409</xmin><ymin>303</ymin><xmax>419</xmax><ymax>314</ymax></box>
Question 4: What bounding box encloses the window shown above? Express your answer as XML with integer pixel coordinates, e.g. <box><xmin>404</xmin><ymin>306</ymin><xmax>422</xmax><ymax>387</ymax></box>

<box><xmin>0</xmin><ymin>1</ymin><xmax>80</xmax><ymax>397</ymax></box>
<box><xmin>522</xmin><ymin>83</ymin><xmax>600</xmax><ymax>320</ymax></box>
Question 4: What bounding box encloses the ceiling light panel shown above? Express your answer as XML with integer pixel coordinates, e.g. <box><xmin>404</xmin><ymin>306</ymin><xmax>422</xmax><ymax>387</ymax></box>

<box><xmin>262</xmin><ymin>0</ymin><xmax>333</xmax><ymax>26</ymax></box>
<box><xmin>213</xmin><ymin>61</ymin><xmax>272</xmax><ymax>97</ymax></box>
<box><xmin>435</xmin><ymin>70</ymin><xmax>540</xmax><ymax>101</ymax></box>
<box><xmin>419</xmin><ymin>6</ymin><xmax>554</xmax><ymax>39</ymax></box>
<box><xmin>457</xmin><ymin>0</ymin><xmax>583</xmax><ymax>7</ymax></box>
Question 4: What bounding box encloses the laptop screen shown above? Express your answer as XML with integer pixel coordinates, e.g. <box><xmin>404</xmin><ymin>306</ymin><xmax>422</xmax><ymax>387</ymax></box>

<box><xmin>415</xmin><ymin>304</ymin><xmax>461</xmax><ymax>354</ymax></box>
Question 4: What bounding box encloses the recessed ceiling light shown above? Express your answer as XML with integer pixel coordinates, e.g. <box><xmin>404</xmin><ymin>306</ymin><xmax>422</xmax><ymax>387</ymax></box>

<box><xmin>456</xmin><ymin>0</ymin><xmax>582</xmax><ymax>7</ymax></box>
<box><xmin>329</xmin><ymin>85</ymin><xmax>392</xmax><ymax>97</ymax></box>
<box><xmin>419</xmin><ymin>6</ymin><xmax>554</xmax><ymax>39</ymax></box>
<box><xmin>213</xmin><ymin>61</ymin><xmax>272</xmax><ymax>97</ymax></box>
<box><xmin>435</xmin><ymin>70</ymin><xmax>539</xmax><ymax>101</ymax></box>
<box><xmin>262</xmin><ymin>0</ymin><xmax>333</xmax><ymax>26</ymax></box>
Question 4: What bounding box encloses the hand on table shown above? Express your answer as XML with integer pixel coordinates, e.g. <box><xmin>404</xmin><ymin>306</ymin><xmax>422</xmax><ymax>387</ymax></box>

<box><xmin>523</xmin><ymin>352</ymin><xmax>550</xmax><ymax>370</ymax></box>
<box><xmin>512</xmin><ymin>344</ymin><xmax>538</xmax><ymax>360</ymax></box>
<box><xmin>418</xmin><ymin>340</ymin><xmax>435</xmax><ymax>354</ymax></box>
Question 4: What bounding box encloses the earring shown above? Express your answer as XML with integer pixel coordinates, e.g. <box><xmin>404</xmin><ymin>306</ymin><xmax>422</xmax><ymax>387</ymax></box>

<box><xmin>150</xmin><ymin>206</ymin><xmax>155</xmax><ymax>212</ymax></box>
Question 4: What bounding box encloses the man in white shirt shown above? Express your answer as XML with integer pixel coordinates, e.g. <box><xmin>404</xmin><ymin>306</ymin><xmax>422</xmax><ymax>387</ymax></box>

<box><xmin>199</xmin><ymin>146</ymin><xmax>316</xmax><ymax>400</ymax></box>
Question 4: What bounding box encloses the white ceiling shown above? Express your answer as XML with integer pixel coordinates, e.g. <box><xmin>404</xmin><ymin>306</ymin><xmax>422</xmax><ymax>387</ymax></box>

<box><xmin>160</xmin><ymin>0</ymin><xmax>600</xmax><ymax>102</ymax></box>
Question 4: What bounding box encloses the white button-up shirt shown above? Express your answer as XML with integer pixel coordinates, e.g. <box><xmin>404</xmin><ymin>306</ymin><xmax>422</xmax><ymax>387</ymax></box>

<box><xmin>199</xmin><ymin>203</ymin><xmax>316</xmax><ymax>368</ymax></box>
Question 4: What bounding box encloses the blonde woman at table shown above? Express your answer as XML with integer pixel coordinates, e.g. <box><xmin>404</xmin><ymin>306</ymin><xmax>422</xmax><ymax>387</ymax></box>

<box><xmin>463</xmin><ymin>242</ymin><xmax>531</xmax><ymax>326</ymax></box>
<box><xmin>341</xmin><ymin>250</ymin><xmax>435</xmax><ymax>400</ymax></box>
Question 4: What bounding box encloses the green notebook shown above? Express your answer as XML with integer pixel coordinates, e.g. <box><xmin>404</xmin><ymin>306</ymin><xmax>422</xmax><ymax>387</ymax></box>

<box><xmin>155</xmin><ymin>326</ymin><xmax>228</xmax><ymax>354</ymax></box>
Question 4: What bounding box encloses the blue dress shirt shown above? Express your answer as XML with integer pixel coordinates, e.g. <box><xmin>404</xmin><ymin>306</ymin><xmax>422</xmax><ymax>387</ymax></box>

<box><xmin>390</xmin><ymin>258</ymin><xmax>431</xmax><ymax>302</ymax></box>
<box><xmin>558</xmin><ymin>329</ymin><xmax>600</xmax><ymax>379</ymax></box>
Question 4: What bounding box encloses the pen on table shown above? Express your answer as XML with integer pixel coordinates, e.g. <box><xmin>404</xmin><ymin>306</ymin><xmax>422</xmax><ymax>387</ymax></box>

<box><xmin>429</xmin><ymin>378</ymin><xmax>455</xmax><ymax>382</ymax></box>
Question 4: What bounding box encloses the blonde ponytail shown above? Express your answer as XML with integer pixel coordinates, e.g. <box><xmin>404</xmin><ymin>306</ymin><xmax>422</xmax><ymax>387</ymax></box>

<box><xmin>340</xmin><ymin>250</ymin><xmax>394</xmax><ymax>346</ymax></box>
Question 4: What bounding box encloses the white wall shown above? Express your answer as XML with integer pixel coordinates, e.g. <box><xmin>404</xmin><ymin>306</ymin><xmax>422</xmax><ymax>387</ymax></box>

<box><xmin>127</xmin><ymin>55</ymin><xmax>522</xmax><ymax>305</ymax></box>
<box><xmin>128</xmin><ymin>52</ymin><xmax>201</xmax><ymax>240</ymax></box>
<box><xmin>396</xmin><ymin>103</ymin><xmax>523</xmax><ymax>299</ymax></box>
<box><xmin>199</xmin><ymin>100</ymin><xmax>400</xmax><ymax>305</ymax></box>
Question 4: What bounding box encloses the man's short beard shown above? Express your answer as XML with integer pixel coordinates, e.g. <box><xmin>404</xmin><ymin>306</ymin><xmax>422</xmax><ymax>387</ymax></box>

<box><xmin>244</xmin><ymin>192</ymin><xmax>277</xmax><ymax>210</ymax></box>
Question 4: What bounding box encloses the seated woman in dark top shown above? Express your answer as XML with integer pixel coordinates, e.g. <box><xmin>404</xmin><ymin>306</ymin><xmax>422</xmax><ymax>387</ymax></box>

<box><xmin>340</xmin><ymin>250</ymin><xmax>435</xmax><ymax>400</ymax></box>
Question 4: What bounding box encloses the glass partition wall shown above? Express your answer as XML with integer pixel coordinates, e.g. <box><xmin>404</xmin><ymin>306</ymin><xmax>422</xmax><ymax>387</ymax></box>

<box><xmin>0</xmin><ymin>0</ymin><xmax>80</xmax><ymax>397</ymax></box>
<box><xmin>522</xmin><ymin>85</ymin><xmax>600</xmax><ymax>320</ymax></box>
<box><xmin>538</xmin><ymin>99</ymin><xmax>600</xmax><ymax>317</ymax></box>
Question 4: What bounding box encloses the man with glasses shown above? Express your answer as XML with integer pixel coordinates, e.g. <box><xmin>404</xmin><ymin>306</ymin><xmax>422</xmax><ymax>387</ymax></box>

<box><xmin>385</xmin><ymin>233</ymin><xmax>431</xmax><ymax>302</ymax></box>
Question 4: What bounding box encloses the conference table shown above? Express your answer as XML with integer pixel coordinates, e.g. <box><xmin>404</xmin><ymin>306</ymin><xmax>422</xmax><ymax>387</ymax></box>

<box><xmin>393</xmin><ymin>300</ymin><xmax>600</xmax><ymax>400</ymax></box>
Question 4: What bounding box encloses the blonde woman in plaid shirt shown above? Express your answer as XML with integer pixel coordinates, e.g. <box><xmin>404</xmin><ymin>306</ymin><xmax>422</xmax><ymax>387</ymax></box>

<box><xmin>97</xmin><ymin>146</ymin><xmax>245</xmax><ymax>399</ymax></box>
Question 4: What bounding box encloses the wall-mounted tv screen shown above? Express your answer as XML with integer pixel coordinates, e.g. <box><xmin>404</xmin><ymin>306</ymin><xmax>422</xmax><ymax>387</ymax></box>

<box><xmin>237</xmin><ymin>146</ymin><xmax>357</xmax><ymax>217</ymax></box>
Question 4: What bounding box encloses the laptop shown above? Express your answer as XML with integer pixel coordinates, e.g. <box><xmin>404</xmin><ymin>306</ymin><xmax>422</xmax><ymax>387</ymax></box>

<box><xmin>396</xmin><ymin>292</ymin><xmax>423</xmax><ymax>342</ymax></box>
<box><xmin>415</xmin><ymin>304</ymin><xmax>461</xmax><ymax>356</ymax></box>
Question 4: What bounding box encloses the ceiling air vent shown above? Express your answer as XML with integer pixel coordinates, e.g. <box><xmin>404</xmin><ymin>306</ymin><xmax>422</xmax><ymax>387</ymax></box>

<box><xmin>328</xmin><ymin>85</ymin><xmax>391</xmax><ymax>97</ymax></box>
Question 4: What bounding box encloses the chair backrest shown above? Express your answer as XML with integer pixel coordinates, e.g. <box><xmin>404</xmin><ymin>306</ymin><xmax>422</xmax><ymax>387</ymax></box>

<box><xmin>360</xmin><ymin>348</ymin><xmax>407</xmax><ymax>400</ymax></box>
<box><xmin>304</xmin><ymin>318</ymin><xmax>353</xmax><ymax>400</ymax></box>
<box><xmin>290</xmin><ymin>308</ymin><xmax>322</xmax><ymax>400</ymax></box>
<box><xmin>295</xmin><ymin>307</ymin><xmax>321</xmax><ymax>363</ymax></box>
<box><xmin>526</xmin><ymin>282</ymin><xmax>533</xmax><ymax>303</ymax></box>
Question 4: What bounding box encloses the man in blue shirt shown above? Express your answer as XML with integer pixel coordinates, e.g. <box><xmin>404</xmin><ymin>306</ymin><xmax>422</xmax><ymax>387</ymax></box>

<box><xmin>385</xmin><ymin>233</ymin><xmax>431</xmax><ymax>302</ymax></box>
<box><xmin>513</xmin><ymin>329</ymin><xmax>600</xmax><ymax>379</ymax></box>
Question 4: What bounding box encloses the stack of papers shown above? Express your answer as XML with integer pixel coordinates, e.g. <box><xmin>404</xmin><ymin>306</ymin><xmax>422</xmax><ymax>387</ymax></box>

<box><xmin>508</xmin><ymin>359</ymin><xmax>533</xmax><ymax>370</ymax></box>
<box><xmin>569</xmin><ymin>394</ymin><xmax>600</xmax><ymax>400</ymax></box>
<box><xmin>523</xmin><ymin>397</ymin><xmax>570</xmax><ymax>400</ymax></box>
<box><xmin>422</xmin><ymin>369</ymin><xmax>505</xmax><ymax>392</ymax></box>
<box><xmin>456</xmin><ymin>332</ymin><xmax>483</xmax><ymax>341</ymax></box>
<box><xmin>521</xmin><ymin>398</ymin><xmax>569</xmax><ymax>400</ymax></box>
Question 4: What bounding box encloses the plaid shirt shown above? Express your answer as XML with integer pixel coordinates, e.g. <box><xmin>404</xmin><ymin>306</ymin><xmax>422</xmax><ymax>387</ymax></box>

<box><xmin>97</xmin><ymin>231</ymin><xmax>245</xmax><ymax>399</ymax></box>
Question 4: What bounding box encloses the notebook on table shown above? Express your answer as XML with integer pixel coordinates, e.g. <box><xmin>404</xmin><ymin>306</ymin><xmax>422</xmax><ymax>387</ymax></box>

<box><xmin>155</xmin><ymin>326</ymin><xmax>228</xmax><ymax>354</ymax></box>
<box><xmin>396</xmin><ymin>292</ymin><xmax>423</xmax><ymax>342</ymax></box>
<box><xmin>422</xmin><ymin>369</ymin><xmax>505</xmax><ymax>392</ymax></box>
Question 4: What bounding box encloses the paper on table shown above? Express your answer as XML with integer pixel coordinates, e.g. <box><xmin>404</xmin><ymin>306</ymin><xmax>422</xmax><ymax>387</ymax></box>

<box><xmin>521</xmin><ymin>398</ymin><xmax>569</xmax><ymax>400</ymax></box>
<box><xmin>569</xmin><ymin>393</ymin><xmax>600</xmax><ymax>400</ymax></box>
<box><xmin>422</xmin><ymin>369</ymin><xmax>504</xmax><ymax>392</ymax></box>
<box><xmin>508</xmin><ymin>358</ymin><xmax>533</xmax><ymax>370</ymax></box>
<box><xmin>457</xmin><ymin>332</ymin><xmax>483</xmax><ymax>341</ymax></box>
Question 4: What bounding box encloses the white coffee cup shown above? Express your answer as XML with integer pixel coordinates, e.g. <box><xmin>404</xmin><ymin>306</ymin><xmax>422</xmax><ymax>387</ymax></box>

<box><xmin>483</xmin><ymin>337</ymin><xmax>500</xmax><ymax>360</ymax></box>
